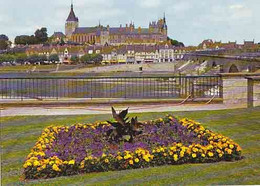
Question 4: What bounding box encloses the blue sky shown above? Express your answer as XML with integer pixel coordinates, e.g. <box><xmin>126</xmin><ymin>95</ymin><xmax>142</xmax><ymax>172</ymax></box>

<box><xmin>0</xmin><ymin>0</ymin><xmax>259</xmax><ymax>46</ymax></box>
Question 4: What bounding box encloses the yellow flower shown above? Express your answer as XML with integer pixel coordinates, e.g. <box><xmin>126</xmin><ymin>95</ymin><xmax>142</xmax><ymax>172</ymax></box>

<box><xmin>33</xmin><ymin>160</ymin><xmax>40</xmax><ymax>167</ymax></box>
<box><xmin>192</xmin><ymin>153</ymin><xmax>197</xmax><ymax>158</ymax></box>
<box><xmin>169</xmin><ymin>151</ymin><xmax>173</xmax><ymax>156</ymax></box>
<box><xmin>124</xmin><ymin>154</ymin><xmax>132</xmax><ymax>160</ymax></box>
<box><xmin>105</xmin><ymin>159</ymin><xmax>109</xmax><ymax>163</ymax></box>
<box><xmin>117</xmin><ymin>156</ymin><xmax>123</xmax><ymax>161</ymax></box>
<box><xmin>68</xmin><ymin>160</ymin><xmax>75</xmax><ymax>165</ymax></box>
<box><xmin>80</xmin><ymin>161</ymin><xmax>85</xmax><ymax>168</ymax></box>
<box><xmin>52</xmin><ymin>164</ymin><xmax>61</xmax><ymax>172</ymax></box>
<box><xmin>163</xmin><ymin>153</ymin><xmax>167</xmax><ymax>157</ymax></box>
<box><xmin>201</xmin><ymin>153</ymin><xmax>206</xmax><ymax>157</ymax></box>
<box><xmin>180</xmin><ymin>151</ymin><xmax>185</xmax><ymax>158</ymax></box>
<box><xmin>23</xmin><ymin>161</ymin><xmax>32</xmax><ymax>168</ymax></box>
<box><xmin>173</xmin><ymin>154</ymin><xmax>178</xmax><ymax>161</ymax></box>
<box><xmin>229</xmin><ymin>144</ymin><xmax>234</xmax><ymax>149</ymax></box>
<box><xmin>134</xmin><ymin>158</ymin><xmax>139</xmax><ymax>163</ymax></box>
<box><xmin>170</xmin><ymin>146</ymin><xmax>177</xmax><ymax>151</ymax></box>
<box><xmin>208</xmin><ymin>152</ymin><xmax>214</xmax><ymax>157</ymax></box>
<box><xmin>192</xmin><ymin>148</ymin><xmax>198</xmax><ymax>152</ymax></box>
<box><xmin>227</xmin><ymin>149</ymin><xmax>232</xmax><ymax>154</ymax></box>
<box><xmin>102</xmin><ymin>153</ymin><xmax>107</xmax><ymax>158</ymax></box>
<box><xmin>143</xmin><ymin>155</ymin><xmax>150</xmax><ymax>162</ymax></box>
<box><xmin>129</xmin><ymin>160</ymin><xmax>134</xmax><ymax>165</ymax></box>
<box><xmin>219</xmin><ymin>153</ymin><xmax>223</xmax><ymax>158</ymax></box>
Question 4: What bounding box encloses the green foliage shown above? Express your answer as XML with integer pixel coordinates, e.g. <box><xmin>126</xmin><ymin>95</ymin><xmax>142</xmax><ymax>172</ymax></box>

<box><xmin>15</xmin><ymin>35</ymin><xmax>38</xmax><ymax>45</ymax></box>
<box><xmin>167</xmin><ymin>37</ymin><xmax>185</xmax><ymax>47</ymax></box>
<box><xmin>0</xmin><ymin>34</ymin><xmax>9</xmax><ymax>41</ymax></box>
<box><xmin>107</xmin><ymin>107</ymin><xmax>143</xmax><ymax>143</ymax></box>
<box><xmin>70</xmin><ymin>55</ymin><xmax>79</xmax><ymax>63</ymax></box>
<box><xmin>15</xmin><ymin>53</ymin><xmax>27</xmax><ymax>63</ymax></box>
<box><xmin>80</xmin><ymin>53</ymin><xmax>103</xmax><ymax>64</ymax></box>
<box><xmin>0</xmin><ymin>34</ymin><xmax>10</xmax><ymax>50</ymax></box>
<box><xmin>0</xmin><ymin>54</ymin><xmax>15</xmax><ymax>62</ymax></box>
<box><xmin>0</xmin><ymin>40</ymin><xmax>8</xmax><ymax>50</ymax></box>
<box><xmin>34</xmin><ymin>27</ymin><xmax>48</xmax><ymax>43</ymax></box>
<box><xmin>15</xmin><ymin>27</ymin><xmax>48</xmax><ymax>45</ymax></box>
<box><xmin>49</xmin><ymin>54</ymin><xmax>59</xmax><ymax>62</ymax></box>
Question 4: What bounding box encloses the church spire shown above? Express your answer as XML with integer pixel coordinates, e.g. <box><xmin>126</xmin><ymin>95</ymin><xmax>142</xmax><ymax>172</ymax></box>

<box><xmin>66</xmin><ymin>0</ymin><xmax>78</xmax><ymax>22</ymax></box>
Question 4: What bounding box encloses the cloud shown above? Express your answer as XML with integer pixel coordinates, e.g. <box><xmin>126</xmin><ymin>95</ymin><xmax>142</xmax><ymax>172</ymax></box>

<box><xmin>229</xmin><ymin>4</ymin><xmax>244</xmax><ymax>10</ymax></box>
<box><xmin>229</xmin><ymin>4</ymin><xmax>252</xmax><ymax>19</ymax></box>
<box><xmin>139</xmin><ymin>0</ymin><xmax>161</xmax><ymax>8</ymax></box>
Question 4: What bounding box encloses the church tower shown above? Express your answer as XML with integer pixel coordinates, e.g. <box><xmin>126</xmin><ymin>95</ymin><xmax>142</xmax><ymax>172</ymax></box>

<box><xmin>162</xmin><ymin>13</ymin><xmax>168</xmax><ymax>36</ymax></box>
<box><xmin>65</xmin><ymin>2</ymin><xmax>79</xmax><ymax>38</ymax></box>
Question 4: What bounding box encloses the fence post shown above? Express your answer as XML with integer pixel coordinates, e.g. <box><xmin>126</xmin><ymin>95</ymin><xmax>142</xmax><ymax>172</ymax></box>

<box><xmin>178</xmin><ymin>72</ymin><xmax>182</xmax><ymax>97</ymax></box>
<box><xmin>191</xmin><ymin>78</ymin><xmax>195</xmax><ymax>99</ymax></box>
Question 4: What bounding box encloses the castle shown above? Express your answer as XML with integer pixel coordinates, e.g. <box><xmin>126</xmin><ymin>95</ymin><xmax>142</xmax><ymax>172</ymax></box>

<box><xmin>65</xmin><ymin>3</ymin><xmax>168</xmax><ymax>46</ymax></box>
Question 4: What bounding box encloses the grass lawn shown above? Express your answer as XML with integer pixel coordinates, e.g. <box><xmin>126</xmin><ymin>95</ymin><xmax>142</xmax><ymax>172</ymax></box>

<box><xmin>1</xmin><ymin>107</ymin><xmax>260</xmax><ymax>185</ymax></box>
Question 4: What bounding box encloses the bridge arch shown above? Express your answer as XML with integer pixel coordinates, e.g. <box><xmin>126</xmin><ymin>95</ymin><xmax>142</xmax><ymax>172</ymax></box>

<box><xmin>229</xmin><ymin>64</ymin><xmax>239</xmax><ymax>73</ymax></box>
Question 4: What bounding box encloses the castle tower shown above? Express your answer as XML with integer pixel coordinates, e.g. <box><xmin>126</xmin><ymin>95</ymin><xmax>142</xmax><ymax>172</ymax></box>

<box><xmin>65</xmin><ymin>2</ymin><xmax>79</xmax><ymax>38</ymax></box>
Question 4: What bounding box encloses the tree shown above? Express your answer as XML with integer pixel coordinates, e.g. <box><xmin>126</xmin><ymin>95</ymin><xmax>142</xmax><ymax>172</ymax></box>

<box><xmin>15</xmin><ymin>53</ymin><xmax>28</xmax><ymax>64</ymax></box>
<box><xmin>34</xmin><ymin>27</ymin><xmax>48</xmax><ymax>43</ymax></box>
<box><xmin>80</xmin><ymin>54</ymin><xmax>92</xmax><ymax>64</ymax></box>
<box><xmin>0</xmin><ymin>40</ymin><xmax>8</xmax><ymax>50</ymax></box>
<box><xmin>38</xmin><ymin>55</ymin><xmax>47</xmax><ymax>62</ymax></box>
<box><xmin>15</xmin><ymin>35</ymin><xmax>38</xmax><ymax>45</ymax></box>
<box><xmin>0</xmin><ymin>34</ymin><xmax>9</xmax><ymax>41</ymax></box>
<box><xmin>167</xmin><ymin>37</ymin><xmax>185</xmax><ymax>47</ymax></box>
<box><xmin>70</xmin><ymin>55</ymin><xmax>79</xmax><ymax>63</ymax></box>
<box><xmin>49</xmin><ymin>54</ymin><xmax>59</xmax><ymax>62</ymax></box>
<box><xmin>0</xmin><ymin>34</ymin><xmax>9</xmax><ymax>50</ymax></box>
<box><xmin>0</xmin><ymin>54</ymin><xmax>15</xmax><ymax>63</ymax></box>
<box><xmin>28</xmin><ymin>54</ymin><xmax>40</xmax><ymax>64</ymax></box>
<box><xmin>92</xmin><ymin>54</ymin><xmax>103</xmax><ymax>64</ymax></box>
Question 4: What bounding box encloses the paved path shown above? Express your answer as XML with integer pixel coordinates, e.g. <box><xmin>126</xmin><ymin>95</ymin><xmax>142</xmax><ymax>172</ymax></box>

<box><xmin>0</xmin><ymin>103</ymin><xmax>245</xmax><ymax>117</ymax></box>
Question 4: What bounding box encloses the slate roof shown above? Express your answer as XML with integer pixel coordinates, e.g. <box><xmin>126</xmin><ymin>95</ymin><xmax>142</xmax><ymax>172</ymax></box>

<box><xmin>52</xmin><ymin>32</ymin><xmax>65</xmax><ymax>37</ymax></box>
<box><xmin>66</xmin><ymin>5</ymin><xmax>79</xmax><ymax>22</ymax></box>
<box><xmin>73</xmin><ymin>27</ymin><xmax>97</xmax><ymax>34</ymax></box>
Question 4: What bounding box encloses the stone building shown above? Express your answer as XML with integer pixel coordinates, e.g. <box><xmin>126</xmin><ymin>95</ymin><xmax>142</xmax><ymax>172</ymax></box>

<box><xmin>64</xmin><ymin>3</ymin><xmax>168</xmax><ymax>45</ymax></box>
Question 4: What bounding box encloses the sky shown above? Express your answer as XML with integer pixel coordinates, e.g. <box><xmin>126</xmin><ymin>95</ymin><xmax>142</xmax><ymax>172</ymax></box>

<box><xmin>0</xmin><ymin>0</ymin><xmax>259</xmax><ymax>46</ymax></box>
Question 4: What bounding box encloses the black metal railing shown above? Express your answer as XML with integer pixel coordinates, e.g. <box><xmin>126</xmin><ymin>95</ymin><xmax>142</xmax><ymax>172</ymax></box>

<box><xmin>0</xmin><ymin>76</ymin><xmax>222</xmax><ymax>100</ymax></box>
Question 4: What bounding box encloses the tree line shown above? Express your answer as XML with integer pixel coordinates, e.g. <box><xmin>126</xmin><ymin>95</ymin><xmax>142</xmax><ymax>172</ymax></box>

<box><xmin>0</xmin><ymin>53</ymin><xmax>103</xmax><ymax>65</ymax></box>
<box><xmin>0</xmin><ymin>53</ymin><xmax>59</xmax><ymax>64</ymax></box>
<box><xmin>14</xmin><ymin>27</ymin><xmax>48</xmax><ymax>45</ymax></box>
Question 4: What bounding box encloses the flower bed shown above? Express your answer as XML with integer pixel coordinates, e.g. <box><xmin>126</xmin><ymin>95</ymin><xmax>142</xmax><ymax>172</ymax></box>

<box><xmin>23</xmin><ymin>114</ymin><xmax>242</xmax><ymax>180</ymax></box>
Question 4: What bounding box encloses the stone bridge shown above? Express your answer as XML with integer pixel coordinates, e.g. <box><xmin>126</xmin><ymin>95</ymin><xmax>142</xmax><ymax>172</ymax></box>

<box><xmin>184</xmin><ymin>53</ymin><xmax>260</xmax><ymax>73</ymax></box>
